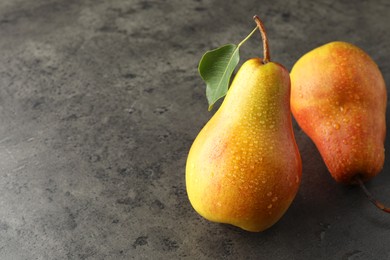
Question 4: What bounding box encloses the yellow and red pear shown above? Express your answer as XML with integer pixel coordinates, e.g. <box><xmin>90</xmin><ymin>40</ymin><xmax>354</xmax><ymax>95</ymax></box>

<box><xmin>290</xmin><ymin>41</ymin><xmax>386</xmax><ymax>184</ymax></box>
<box><xmin>186</xmin><ymin>17</ymin><xmax>302</xmax><ymax>232</ymax></box>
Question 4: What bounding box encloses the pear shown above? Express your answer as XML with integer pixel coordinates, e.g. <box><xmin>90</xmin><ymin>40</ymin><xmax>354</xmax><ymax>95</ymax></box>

<box><xmin>290</xmin><ymin>41</ymin><xmax>387</xmax><ymax>184</ymax></box>
<box><xmin>186</xmin><ymin>17</ymin><xmax>302</xmax><ymax>232</ymax></box>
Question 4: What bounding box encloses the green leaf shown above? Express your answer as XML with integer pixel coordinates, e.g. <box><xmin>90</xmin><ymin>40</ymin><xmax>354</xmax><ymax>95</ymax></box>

<box><xmin>198</xmin><ymin>44</ymin><xmax>240</xmax><ymax>111</ymax></box>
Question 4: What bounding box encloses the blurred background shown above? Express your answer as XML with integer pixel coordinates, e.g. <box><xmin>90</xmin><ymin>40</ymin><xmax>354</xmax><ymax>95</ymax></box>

<box><xmin>0</xmin><ymin>0</ymin><xmax>389</xmax><ymax>259</ymax></box>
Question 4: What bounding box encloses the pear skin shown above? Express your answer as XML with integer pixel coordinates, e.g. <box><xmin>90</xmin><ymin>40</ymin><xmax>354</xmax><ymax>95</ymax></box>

<box><xmin>186</xmin><ymin>58</ymin><xmax>302</xmax><ymax>232</ymax></box>
<box><xmin>290</xmin><ymin>41</ymin><xmax>387</xmax><ymax>184</ymax></box>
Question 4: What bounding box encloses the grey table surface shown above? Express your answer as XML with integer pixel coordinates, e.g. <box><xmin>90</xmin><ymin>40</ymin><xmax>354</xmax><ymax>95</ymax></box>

<box><xmin>1</xmin><ymin>0</ymin><xmax>390</xmax><ymax>259</ymax></box>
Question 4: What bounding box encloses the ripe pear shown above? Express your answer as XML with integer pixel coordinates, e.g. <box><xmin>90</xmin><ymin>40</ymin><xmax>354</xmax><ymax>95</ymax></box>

<box><xmin>186</xmin><ymin>55</ymin><xmax>302</xmax><ymax>231</ymax></box>
<box><xmin>290</xmin><ymin>41</ymin><xmax>387</xmax><ymax>184</ymax></box>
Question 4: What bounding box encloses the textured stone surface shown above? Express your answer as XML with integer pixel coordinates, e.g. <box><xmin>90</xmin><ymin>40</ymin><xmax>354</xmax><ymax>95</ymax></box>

<box><xmin>0</xmin><ymin>0</ymin><xmax>389</xmax><ymax>259</ymax></box>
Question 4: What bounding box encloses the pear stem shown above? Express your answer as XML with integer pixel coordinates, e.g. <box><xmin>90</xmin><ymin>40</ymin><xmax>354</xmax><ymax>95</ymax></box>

<box><xmin>355</xmin><ymin>175</ymin><xmax>390</xmax><ymax>213</ymax></box>
<box><xmin>253</xmin><ymin>15</ymin><xmax>270</xmax><ymax>63</ymax></box>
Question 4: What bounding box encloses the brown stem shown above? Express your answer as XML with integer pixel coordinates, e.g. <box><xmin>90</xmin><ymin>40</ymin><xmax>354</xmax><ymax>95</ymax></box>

<box><xmin>355</xmin><ymin>175</ymin><xmax>390</xmax><ymax>213</ymax></box>
<box><xmin>253</xmin><ymin>15</ymin><xmax>271</xmax><ymax>63</ymax></box>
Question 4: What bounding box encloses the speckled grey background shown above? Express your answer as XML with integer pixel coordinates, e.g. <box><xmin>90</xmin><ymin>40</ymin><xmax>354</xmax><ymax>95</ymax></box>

<box><xmin>0</xmin><ymin>0</ymin><xmax>389</xmax><ymax>259</ymax></box>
